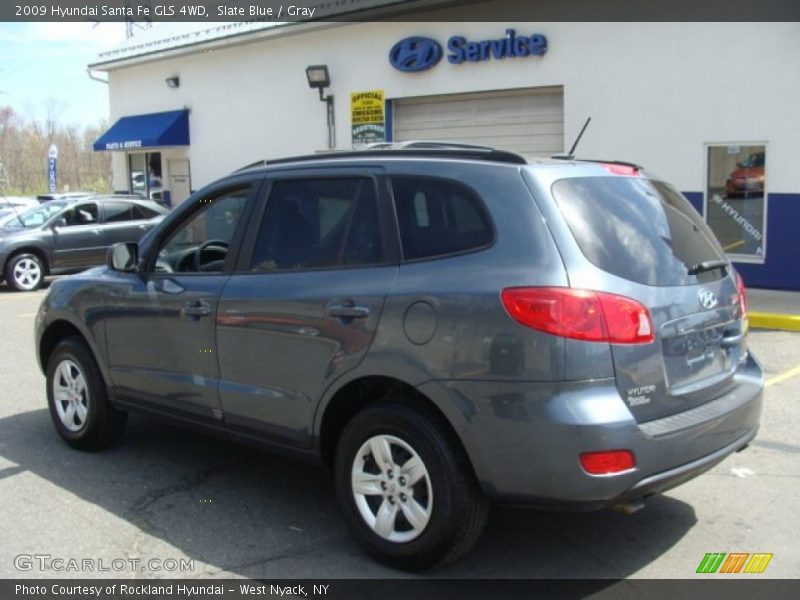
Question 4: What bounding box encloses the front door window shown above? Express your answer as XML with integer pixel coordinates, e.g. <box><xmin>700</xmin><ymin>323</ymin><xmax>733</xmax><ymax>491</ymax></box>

<box><xmin>155</xmin><ymin>189</ymin><xmax>249</xmax><ymax>274</ymax></box>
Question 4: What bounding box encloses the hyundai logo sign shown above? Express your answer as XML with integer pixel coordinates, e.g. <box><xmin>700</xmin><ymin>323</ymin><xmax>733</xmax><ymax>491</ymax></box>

<box><xmin>389</xmin><ymin>37</ymin><xmax>443</xmax><ymax>72</ymax></box>
<box><xmin>390</xmin><ymin>30</ymin><xmax>548</xmax><ymax>73</ymax></box>
<box><xmin>698</xmin><ymin>289</ymin><xmax>718</xmax><ymax>310</ymax></box>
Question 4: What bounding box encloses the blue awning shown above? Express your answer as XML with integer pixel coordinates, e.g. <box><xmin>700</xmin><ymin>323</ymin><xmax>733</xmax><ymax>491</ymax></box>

<box><xmin>93</xmin><ymin>109</ymin><xmax>189</xmax><ymax>151</ymax></box>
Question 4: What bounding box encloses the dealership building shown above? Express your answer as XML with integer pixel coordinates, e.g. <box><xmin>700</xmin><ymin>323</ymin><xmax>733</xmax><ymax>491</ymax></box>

<box><xmin>89</xmin><ymin>6</ymin><xmax>800</xmax><ymax>289</ymax></box>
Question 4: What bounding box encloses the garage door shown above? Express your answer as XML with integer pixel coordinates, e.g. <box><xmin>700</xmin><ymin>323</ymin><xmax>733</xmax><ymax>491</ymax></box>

<box><xmin>392</xmin><ymin>87</ymin><xmax>563</xmax><ymax>157</ymax></box>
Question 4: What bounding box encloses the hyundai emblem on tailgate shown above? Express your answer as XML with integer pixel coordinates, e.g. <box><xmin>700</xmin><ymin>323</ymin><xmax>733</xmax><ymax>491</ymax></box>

<box><xmin>698</xmin><ymin>289</ymin><xmax>718</xmax><ymax>310</ymax></box>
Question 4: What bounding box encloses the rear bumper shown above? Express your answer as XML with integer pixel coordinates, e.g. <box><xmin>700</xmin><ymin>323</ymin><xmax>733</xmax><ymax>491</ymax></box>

<box><xmin>421</xmin><ymin>353</ymin><xmax>763</xmax><ymax>507</ymax></box>
<box><xmin>613</xmin><ymin>424</ymin><xmax>757</xmax><ymax>504</ymax></box>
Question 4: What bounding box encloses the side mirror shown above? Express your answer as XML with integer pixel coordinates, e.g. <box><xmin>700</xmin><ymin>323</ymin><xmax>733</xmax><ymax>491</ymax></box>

<box><xmin>107</xmin><ymin>242</ymin><xmax>139</xmax><ymax>273</ymax></box>
<box><xmin>51</xmin><ymin>217</ymin><xmax>67</xmax><ymax>229</ymax></box>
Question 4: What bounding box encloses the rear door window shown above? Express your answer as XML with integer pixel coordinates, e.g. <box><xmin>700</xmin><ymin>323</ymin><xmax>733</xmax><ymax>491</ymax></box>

<box><xmin>551</xmin><ymin>176</ymin><xmax>726</xmax><ymax>286</ymax></box>
<box><xmin>250</xmin><ymin>178</ymin><xmax>383</xmax><ymax>271</ymax></box>
<box><xmin>390</xmin><ymin>177</ymin><xmax>493</xmax><ymax>261</ymax></box>
<box><xmin>104</xmin><ymin>201</ymin><xmax>160</xmax><ymax>222</ymax></box>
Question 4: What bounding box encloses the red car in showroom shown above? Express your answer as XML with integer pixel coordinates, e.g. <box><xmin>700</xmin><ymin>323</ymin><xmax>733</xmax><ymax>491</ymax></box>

<box><xmin>726</xmin><ymin>152</ymin><xmax>765</xmax><ymax>197</ymax></box>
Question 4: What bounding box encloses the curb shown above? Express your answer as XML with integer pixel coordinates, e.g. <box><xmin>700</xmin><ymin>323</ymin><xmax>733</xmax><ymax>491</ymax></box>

<box><xmin>749</xmin><ymin>312</ymin><xmax>800</xmax><ymax>332</ymax></box>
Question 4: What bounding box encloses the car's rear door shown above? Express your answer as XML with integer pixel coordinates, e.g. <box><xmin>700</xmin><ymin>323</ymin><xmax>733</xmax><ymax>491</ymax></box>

<box><xmin>216</xmin><ymin>168</ymin><xmax>399</xmax><ymax>448</ymax></box>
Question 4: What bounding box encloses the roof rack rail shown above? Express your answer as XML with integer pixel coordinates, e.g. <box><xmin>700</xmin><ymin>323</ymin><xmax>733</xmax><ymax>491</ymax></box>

<box><xmin>364</xmin><ymin>140</ymin><xmax>495</xmax><ymax>151</ymax></box>
<box><xmin>278</xmin><ymin>148</ymin><xmax>528</xmax><ymax>165</ymax></box>
<box><xmin>550</xmin><ymin>156</ymin><xmax>644</xmax><ymax>170</ymax></box>
<box><xmin>234</xmin><ymin>159</ymin><xmax>268</xmax><ymax>173</ymax></box>
<box><xmin>235</xmin><ymin>143</ymin><xmax>528</xmax><ymax>172</ymax></box>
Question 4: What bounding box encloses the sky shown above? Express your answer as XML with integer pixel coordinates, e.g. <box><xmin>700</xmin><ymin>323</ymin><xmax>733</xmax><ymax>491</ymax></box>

<box><xmin>0</xmin><ymin>22</ymin><xmax>129</xmax><ymax>129</ymax></box>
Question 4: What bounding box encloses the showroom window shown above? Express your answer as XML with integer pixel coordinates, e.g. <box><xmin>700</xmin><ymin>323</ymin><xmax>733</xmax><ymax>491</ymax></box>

<box><xmin>705</xmin><ymin>144</ymin><xmax>766</xmax><ymax>262</ymax></box>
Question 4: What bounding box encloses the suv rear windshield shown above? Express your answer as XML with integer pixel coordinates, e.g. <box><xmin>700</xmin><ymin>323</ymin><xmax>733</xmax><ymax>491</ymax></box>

<box><xmin>551</xmin><ymin>176</ymin><xmax>726</xmax><ymax>286</ymax></box>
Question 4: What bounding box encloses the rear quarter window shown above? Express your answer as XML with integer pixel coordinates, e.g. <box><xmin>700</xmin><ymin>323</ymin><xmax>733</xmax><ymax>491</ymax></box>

<box><xmin>551</xmin><ymin>176</ymin><xmax>726</xmax><ymax>286</ymax></box>
<box><xmin>390</xmin><ymin>177</ymin><xmax>493</xmax><ymax>261</ymax></box>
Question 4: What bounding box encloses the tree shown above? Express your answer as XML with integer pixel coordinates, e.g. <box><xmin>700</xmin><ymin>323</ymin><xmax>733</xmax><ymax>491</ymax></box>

<box><xmin>0</xmin><ymin>102</ymin><xmax>111</xmax><ymax>195</ymax></box>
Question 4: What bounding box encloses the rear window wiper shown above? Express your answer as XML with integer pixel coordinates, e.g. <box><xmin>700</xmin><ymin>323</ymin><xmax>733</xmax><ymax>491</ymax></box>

<box><xmin>687</xmin><ymin>259</ymin><xmax>728</xmax><ymax>276</ymax></box>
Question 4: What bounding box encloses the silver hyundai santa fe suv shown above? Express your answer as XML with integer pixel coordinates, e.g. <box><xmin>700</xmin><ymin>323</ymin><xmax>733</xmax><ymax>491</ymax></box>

<box><xmin>35</xmin><ymin>145</ymin><xmax>763</xmax><ymax>570</ymax></box>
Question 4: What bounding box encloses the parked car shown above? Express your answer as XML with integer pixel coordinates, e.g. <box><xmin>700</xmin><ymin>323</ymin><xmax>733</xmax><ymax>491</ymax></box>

<box><xmin>35</xmin><ymin>145</ymin><xmax>762</xmax><ymax>570</ymax></box>
<box><xmin>725</xmin><ymin>151</ymin><xmax>765</xmax><ymax>197</ymax></box>
<box><xmin>1</xmin><ymin>196</ymin><xmax>168</xmax><ymax>291</ymax></box>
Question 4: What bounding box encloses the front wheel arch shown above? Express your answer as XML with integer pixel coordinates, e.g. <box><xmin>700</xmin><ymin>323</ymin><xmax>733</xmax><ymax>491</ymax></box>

<box><xmin>38</xmin><ymin>319</ymin><xmax>111</xmax><ymax>391</ymax></box>
<box><xmin>46</xmin><ymin>335</ymin><xmax>126</xmax><ymax>450</ymax></box>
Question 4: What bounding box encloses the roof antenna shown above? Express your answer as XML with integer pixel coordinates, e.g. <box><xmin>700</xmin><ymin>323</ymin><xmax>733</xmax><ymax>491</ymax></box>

<box><xmin>552</xmin><ymin>117</ymin><xmax>591</xmax><ymax>160</ymax></box>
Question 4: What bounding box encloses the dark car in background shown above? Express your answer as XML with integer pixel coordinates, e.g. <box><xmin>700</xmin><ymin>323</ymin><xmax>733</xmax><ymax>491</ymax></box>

<box><xmin>1</xmin><ymin>196</ymin><xmax>168</xmax><ymax>291</ymax></box>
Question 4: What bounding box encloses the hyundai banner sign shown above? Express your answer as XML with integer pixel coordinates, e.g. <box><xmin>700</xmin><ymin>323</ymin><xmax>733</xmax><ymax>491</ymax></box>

<box><xmin>47</xmin><ymin>144</ymin><xmax>58</xmax><ymax>193</ymax></box>
<box><xmin>389</xmin><ymin>29</ymin><xmax>547</xmax><ymax>72</ymax></box>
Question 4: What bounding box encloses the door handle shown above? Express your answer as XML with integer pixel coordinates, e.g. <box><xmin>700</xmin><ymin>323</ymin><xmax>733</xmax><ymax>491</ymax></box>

<box><xmin>92</xmin><ymin>228</ymin><xmax>102</xmax><ymax>235</ymax></box>
<box><xmin>325</xmin><ymin>300</ymin><xmax>370</xmax><ymax>319</ymax></box>
<box><xmin>182</xmin><ymin>300</ymin><xmax>212</xmax><ymax>318</ymax></box>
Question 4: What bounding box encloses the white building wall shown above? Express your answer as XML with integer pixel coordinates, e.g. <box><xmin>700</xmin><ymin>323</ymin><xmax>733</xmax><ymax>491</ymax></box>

<box><xmin>103</xmin><ymin>21</ymin><xmax>800</xmax><ymax>194</ymax></box>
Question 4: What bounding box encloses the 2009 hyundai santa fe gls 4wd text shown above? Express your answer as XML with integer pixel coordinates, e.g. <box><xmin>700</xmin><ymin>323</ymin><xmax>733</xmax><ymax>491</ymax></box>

<box><xmin>35</xmin><ymin>144</ymin><xmax>763</xmax><ymax>570</ymax></box>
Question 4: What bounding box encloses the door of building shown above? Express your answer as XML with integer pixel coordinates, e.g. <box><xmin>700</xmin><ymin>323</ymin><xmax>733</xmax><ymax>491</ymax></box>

<box><xmin>168</xmin><ymin>158</ymin><xmax>192</xmax><ymax>206</ymax></box>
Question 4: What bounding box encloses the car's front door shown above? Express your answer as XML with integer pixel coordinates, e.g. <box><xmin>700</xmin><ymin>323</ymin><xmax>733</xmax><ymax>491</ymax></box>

<box><xmin>50</xmin><ymin>201</ymin><xmax>106</xmax><ymax>270</ymax></box>
<box><xmin>104</xmin><ymin>180</ymin><xmax>261</xmax><ymax>421</ymax></box>
<box><xmin>216</xmin><ymin>171</ymin><xmax>399</xmax><ymax>447</ymax></box>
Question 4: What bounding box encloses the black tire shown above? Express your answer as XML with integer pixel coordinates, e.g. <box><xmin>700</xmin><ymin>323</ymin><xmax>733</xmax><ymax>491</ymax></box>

<box><xmin>335</xmin><ymin>399</ymin><xmax>488</xmax><ymax>571</ymax></box>
<box><xmin>46</xmin><ymin>337</ymin><xmax>127</xmax><ymax>450</ymax></box>
<box><xmin>5</xmin><ymin>252</ymin><xmax>46</xmax><ymax>291</ymax></box>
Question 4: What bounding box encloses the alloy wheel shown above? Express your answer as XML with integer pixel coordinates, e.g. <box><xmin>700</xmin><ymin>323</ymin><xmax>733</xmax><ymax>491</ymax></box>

<box><xmin>12</xmin><ymin>257</ymin><xmax>42</xmax><ymax>290</ymax></box>
<box><xmin>52</xmin><ymin>359</ymin><xmax>90</xmax><ymax>432</ymax></box>
<box><xmin>351</xmin><ymin>434</ymin><xmax>433</xmax><ymax>543</ymax></box>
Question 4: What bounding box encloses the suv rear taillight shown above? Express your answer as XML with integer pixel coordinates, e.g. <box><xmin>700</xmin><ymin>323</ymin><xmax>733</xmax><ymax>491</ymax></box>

<box><xmin>501</xmin><ymin>287</ymin><xmax>654</xmax><ymax>344</ymax></box>
<box><xmin>736</xmin><ymin>272</ymin><xmax>748</xmax><ymax>321</ymax></box>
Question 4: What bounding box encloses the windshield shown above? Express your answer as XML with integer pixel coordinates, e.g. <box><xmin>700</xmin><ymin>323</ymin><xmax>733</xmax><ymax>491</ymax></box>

<box><xmin>551</xmin><ymin>176</ymin><xmax>726</xmax><ymax>286</ymax></box>
<box><xmin>2</xmin><ymin>201</ymin><xmax>67</xmax><ymax>230</ymax></box>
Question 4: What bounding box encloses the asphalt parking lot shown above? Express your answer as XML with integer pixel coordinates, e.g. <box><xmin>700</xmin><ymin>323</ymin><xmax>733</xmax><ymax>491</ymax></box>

<box><xmin>1</xmin><ymin>281</ymin><xmax>798</xmax><ymax>579</ymax></box>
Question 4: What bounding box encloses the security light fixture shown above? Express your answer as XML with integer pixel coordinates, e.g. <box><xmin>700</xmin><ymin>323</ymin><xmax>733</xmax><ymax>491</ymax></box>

<box><xmin>305</xmin><ymin>65</ymin><xmax>331</xmax><ymax>91</ymax></box>
<box><xmin>305</xmin><ymin>65</ymin><xmax>335</xmax><ymax>149</ymax></box>
<box><xmin>165</xmin><ymin>76</ymin><xmax>180</xmax><ymax>89</ymax></box>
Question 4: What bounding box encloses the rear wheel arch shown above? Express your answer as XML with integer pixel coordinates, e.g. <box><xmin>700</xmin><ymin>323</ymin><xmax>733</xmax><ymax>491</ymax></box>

<box><xmin>317</xmin><ymin>376</ymin><xmax>474</xmax><ymax>475</ymax></box>
<box><xmin>331</xmin><ymin>389</ymin><xmax>489</xmax><ymax>569</ymax></box>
